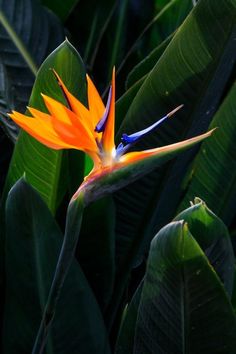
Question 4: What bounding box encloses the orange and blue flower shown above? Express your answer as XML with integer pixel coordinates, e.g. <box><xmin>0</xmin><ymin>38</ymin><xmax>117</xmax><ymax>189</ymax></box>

<box><xmin>8</xmin><ymin>69</ymin><xmax>213</xmax><ymax>190</ymax></box>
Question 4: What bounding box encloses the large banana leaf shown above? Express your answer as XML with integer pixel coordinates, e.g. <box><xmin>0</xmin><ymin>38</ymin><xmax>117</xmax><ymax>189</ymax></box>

<box><xmin>179</xmin><ymin>82</ymin><xmax>236</xmax><ymax>226</ymax></box>
<box><xmin>3</xmin><ymin>179</ymin><xmax>110</xmax><ymax>354</ymax></box>
<box><xmin>134</xmin><ymin>221</ymin><xmax>236</xmax><ymax>353</ymax></box>
<box><xmin>115</xmin><ymin>33</ymin><xmax>174</xmax><ymax>131</ymax></box>
<box><xmin>174</xmin><ymin>198</ymin><xmax>235</xmax><ymax>297</ymax></box>
<box><xmin>149</xmin><ymin>0</ymin><xmax>193</xmax><ymax>44</ymax></box>
<box><xmin>126</xmin><ymin>33</ymin><xmax>174</xmax><ymax>89</ymax></box>
<box><xmin>0</xmin><ymin>0</ymin><xmax>64</xmax><ymax>112</ymax></box>
<box><xmin>2</xmin><ymin>40</ymin><xmax>87</xmax><ymax>213</ymax></box>
<box><xmin>115</xmin><ymin>199</ymin><xmax>235</xmax><ymax>353</ymax></box>
<box><xmin>116</xmin><ymin>0</ymin><xmax>192</xmax><ymax>82</ymax></box>
<box><xmin>111</xmin><ymin>0</ymin><xmax>236</xmax><ymax>319</ymax></box>
<box><xmin>115</xmin><ymin>76</ymin><xmax>146</xmax><ymax>131</ymax></box>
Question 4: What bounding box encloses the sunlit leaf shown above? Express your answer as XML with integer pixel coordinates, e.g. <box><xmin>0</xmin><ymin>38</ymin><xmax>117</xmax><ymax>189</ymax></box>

<box><xmin>3</xmin><ymin>40</ymin><xmax>86</xmax><ymax>213</ymax></box>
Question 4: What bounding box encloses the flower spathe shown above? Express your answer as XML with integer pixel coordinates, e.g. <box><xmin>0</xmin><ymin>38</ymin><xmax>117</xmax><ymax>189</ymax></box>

<box><xmin>8</xmin><ymin>69</ymin><xmax>213</xmax><ymax>191</ymax></box>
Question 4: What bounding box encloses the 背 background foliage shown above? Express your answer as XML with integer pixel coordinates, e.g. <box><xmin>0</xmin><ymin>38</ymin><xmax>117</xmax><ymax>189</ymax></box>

<box><xmin>0</xmin><ymin>0</ymin><xmax>236</xmax><ymax>353</ymax></box>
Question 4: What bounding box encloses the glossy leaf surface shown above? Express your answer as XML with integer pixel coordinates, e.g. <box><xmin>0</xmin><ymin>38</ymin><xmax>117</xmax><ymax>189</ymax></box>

<box><xmin>174</xmin><ymin>198</ymin><xmax>235</xmax><ymax>296</ymax></box>
<box><xmin>179</xmin><ymin>83</ymin><xmax>236</xmax><ymax>226</ymax></box>
<box><xmin>126</xmin><ymin>33</ymin><xmax>174</xmax><ymax>89</ymax></box>
<box><xmin>134</xmin><ymin>221</ymin><xmax>236</xmax><ymax>353</ymax></box>
<box><xmin>3</xmin><ymin>40</ymin><xmax>86</xmax><ymax>213</ymax></box>
<box><xmin>112</xmin><ymin>0</ymin><xmax>236</xmax><ymax>306</ymax></box>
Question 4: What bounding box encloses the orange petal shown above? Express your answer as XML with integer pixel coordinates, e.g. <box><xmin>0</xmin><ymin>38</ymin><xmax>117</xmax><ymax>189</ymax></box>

<box><xmin>51</xmin><ymin>117</ymin><xmax>98</xmax><ymax>152</ymax></box>
<box><xmin>86</xmin><ymin>74</ymin><xmax>105</xmax><ymax>127</ymax></box>
<box><xmin>101</xmin><ymin>68</ymin><xmax>115</xmax><ymax>154</ymax></box>
<box><xmin>53</xmin><ymin>70</ymin><xmax>94</xmax><ymax>131</ymax></box>
<box><xmin>28</xmin><ymin>107</ymin><xmax>53</xmax><ymax>126</ymax></box>
<box><xmin>9</xmin><ymin>111</ymin><xmax>75</xmax><ymax>150</ymax></box>
<box><xmin>41</xmin><ymin>94</ymin><xmax>97</xmax><ymax>150</ymax></box>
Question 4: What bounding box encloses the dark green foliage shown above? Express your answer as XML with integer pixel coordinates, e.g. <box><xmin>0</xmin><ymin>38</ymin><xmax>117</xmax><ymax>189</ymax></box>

<box><xmin>113</xmin><ymin>0</ymin><xmax>236</xmax><ymax>295</ymax></box>
<box><xmin>0</xmin><ymin>0</ymin><xmax>236</xmax><ymax>353</ymax></box>
<box><xmin>134</xmin><ymin>221</ymin><xmax>236</xmax><ymax>354</ymax></box>
<box><xmin>116</xmin><ymin>199</ymin><xmax>236</xmax><ymax>353</ymax></box>
<box><xmin>4</xmin><ymin>179</ymin><xmax>110</xmax><ymax>354</ymax></box>
<box><xmin>0</xmin><ymin>0</ymin><xmax>64</xmax><ymax>112</ymax></box>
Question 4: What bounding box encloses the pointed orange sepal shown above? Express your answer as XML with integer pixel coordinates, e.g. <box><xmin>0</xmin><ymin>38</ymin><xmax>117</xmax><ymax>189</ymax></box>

<box><xmin>52</xmin><ymin>70</ymin><xmax>95</xmax><ymax>132</ymax></box>
<box><xmin>86</xmin><ymin>74</ymin><xmax>105</xmax><ymax>128</ymax></box>
<box><xmin>8</xmin><ymin>111</ymin><xmax>75</xmax><ymax>150</ymax></box>
<box><xmin>101</xmin><ymin>67</ymin><xmax>116</xmax><ymax>155</ymax></box>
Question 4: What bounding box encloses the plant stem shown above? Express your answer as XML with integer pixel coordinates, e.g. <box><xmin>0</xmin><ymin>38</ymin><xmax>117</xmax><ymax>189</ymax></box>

<box><xmin>32</xmin><ymin>193</ymin><xmax>84</xmax><ymax>354</ymax></box>
<box><xmin>0</xmin><ymin>10</ymin><xmax>38</xmax><ymax>76</ymax></box>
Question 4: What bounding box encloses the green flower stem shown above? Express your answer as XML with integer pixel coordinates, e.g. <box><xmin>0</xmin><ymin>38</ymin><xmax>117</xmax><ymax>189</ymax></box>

<box><xmin>32</xmin><ymin>192</ymin><xmax>85</xmax><ymax>354</ymax></box>
<box><xmin>0</xmin><ymin>10</ymin><xmax>38</xmax><ymax>76</ymax></box>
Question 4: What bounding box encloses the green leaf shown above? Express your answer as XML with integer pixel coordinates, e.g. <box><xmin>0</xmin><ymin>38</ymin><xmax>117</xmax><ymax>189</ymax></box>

<box><xmin>117</xmin><ymin>0</ymin><xmax>192</xmax><ymax>78</ymax></box>
<box><xmin>174</xmin><ymin>198</ymin><xmax>235</xmax><ymax>296</ymax></box>
<box><xmin>3</xmin><ymin>178</ymin><xmax>110</xmax><ymax>354</ymax></box>
<box><xmin>111</xmin><ymin>0</ymin><xmax>236</xmax><ymax>316</ymax></box>
<box><xmin>3</xmin><ymin>40</ymin><xmax>86</xmax><ymax>214</ymax></box>
<box><xmin>107</xmin><ymin>0</ymin><xmax>129</xmax><ymax>79</ymax></box>
<box><xmin>115</xmin><ymin>281</ymin><xmax>143</xmax><ymax>354</ymax></box>
<box><xmin>178</xmin><ymin>82</ymin><xmax>236</xmax><ymax>226</ymax></box>
<box><xmin>115</xmin><ymin>76</ymin><xmax>146</xmax><ymax>132</ymax></box>
<box><xmin>150</xmin><ymin>0</ymin><xmax>193</xmax><ymax>42</ymax></box>
<box><xmin>116</xmin><ymin>33</ymin><xmax>174</xmax><ymax>131</ymax></box>
<box><xmin>0</xmin><ymin>0</ymin><xmax>64</xmax><ymax>111</ymax></box>
<box><xmin>134</xmin><ymin>221</ymin><xmax>236</xmax><ymax>353</ymax></box>
<box><xmin>74</xmin><ymin>0</ymin><xmax>116</xmax><ymax>68</ymax></box>
<box><xmin>77</xmin><ymin>196</ymin><xmax>116</xmax><ymax>312</ymax></box>
<box><xmin>126</xmin><ymin>32</ymin><xmax>174</xmax><ymax>89</ymax></box>
<box><xmin>41</xmin><ymin>0</ymin><xmax>79</xmax><ymax>22</ymax></box>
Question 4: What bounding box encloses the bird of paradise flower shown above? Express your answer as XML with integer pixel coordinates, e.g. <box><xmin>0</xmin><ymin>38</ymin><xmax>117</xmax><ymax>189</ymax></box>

<box><xmin>9</xmin><ymin>68</ymin><xmax>214</xmax><ymax>204</ymax></box>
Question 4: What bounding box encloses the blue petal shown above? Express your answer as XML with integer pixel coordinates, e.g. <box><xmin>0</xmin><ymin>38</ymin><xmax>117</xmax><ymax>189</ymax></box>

<box><xmin>95</xmin><ymin>86</ymin><xmax>112</xmax><ymax>133</ymax></box>
<box><xmin>115</xmin><ymin>142</ymin><xmax>132</xmax><ymax>159</ymax></box>
<box><xmin>116</xmin><ymin>142</ymin><xmax>125</xmax><ymax>155</ymax></box>
<box><xmin>121</xmin><ymin>105</ymin><xmax>183</xmax><ymax>144</ymax></box>
<box><xmin>121</xmin><ymin>115</ymin><xmax>168</xmax><ymax>144</ymax></box>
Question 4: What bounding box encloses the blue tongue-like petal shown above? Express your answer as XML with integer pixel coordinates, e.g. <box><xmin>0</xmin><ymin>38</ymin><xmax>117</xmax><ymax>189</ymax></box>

<box><xmin>121</xmin><ymin>115</ymin><xmax>167</xmax><ymax>144</ymax></box>
<box><xmin>95</xmin><ymin>86</ymin><xmax>112</xmax><ymax>133</ymax></box>
<box><xmin>121</xmin><ymin>105</ymin><xmax>183</xmax><ymax>144</ymax></box>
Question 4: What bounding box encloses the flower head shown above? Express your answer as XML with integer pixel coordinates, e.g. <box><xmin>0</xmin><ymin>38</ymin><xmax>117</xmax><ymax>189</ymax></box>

<box><xmin>8</xmin><ymin>69</ymin><xmax>214</xmax><ymax>200</ymax></box>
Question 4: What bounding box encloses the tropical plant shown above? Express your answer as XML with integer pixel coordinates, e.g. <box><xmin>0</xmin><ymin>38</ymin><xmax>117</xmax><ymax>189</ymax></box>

<box><xmin>0</xmin><ymin>0</ymin><xmax>236</xmax><ymax>353</ymax></box>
